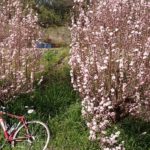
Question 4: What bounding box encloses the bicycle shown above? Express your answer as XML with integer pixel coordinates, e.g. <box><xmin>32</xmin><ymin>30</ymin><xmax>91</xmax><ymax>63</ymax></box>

<box><xmin>0</xmin><ymin>105</ymin><xmax>50</xmax><ymax>150</ymax></box>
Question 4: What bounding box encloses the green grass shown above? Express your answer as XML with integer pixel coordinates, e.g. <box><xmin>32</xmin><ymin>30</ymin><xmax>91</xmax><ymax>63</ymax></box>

<box><xmin>3</xmin><ymin>47</ymin><xmax>99</xmax><ymax>150</ymax></box>
<box><xmin>2</xmin><ymin>47</ymin><xmax>150</xmax><ymax>150</ymax></box>
<box><xmin>117</xmin><ymin>118</ymin><xmax>150</xmax><ymax>150</ymax></box>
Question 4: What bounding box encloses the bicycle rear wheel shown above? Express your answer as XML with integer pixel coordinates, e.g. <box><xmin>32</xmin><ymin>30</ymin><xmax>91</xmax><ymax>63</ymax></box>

<box><xmin>13</xmin><ymin>121</ymin><xmax>50</xmax><ymax>150</ymax></box>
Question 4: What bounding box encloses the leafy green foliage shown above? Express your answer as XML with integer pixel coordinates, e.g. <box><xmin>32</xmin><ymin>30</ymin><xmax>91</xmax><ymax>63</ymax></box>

<box><xmin>38</xmin><ymin>6</ymin><xmax>62</xmax><ymax>27</ymax></box>
<box><xmin>22</xmin><ymin>0</ymin><xmax>73</xmax><ymax>27</ymax></box>
<box><xmin>36</xmin><ymin>0</ymin><xmax>73</xmax><ymax>27</ymax></box>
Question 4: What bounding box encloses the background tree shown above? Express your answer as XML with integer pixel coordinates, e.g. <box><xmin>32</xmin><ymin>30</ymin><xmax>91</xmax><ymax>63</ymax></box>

<box><xmin>36</xmin><ymin>0</ymin><xmax>73</xmax><ymax>27</ymax></box>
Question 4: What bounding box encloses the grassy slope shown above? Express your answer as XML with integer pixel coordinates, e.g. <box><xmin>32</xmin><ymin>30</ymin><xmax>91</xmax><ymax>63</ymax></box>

<box><xmin>42</xmin><ymin>26</ymin><xmax>71</xmax><ymax>47</ymax></box>
<box><xmin>5</xmin><ymin>47</ymin><xmax>150</xmax><ymax>150</ymax></box>
<box><xmin>7</xmin><ymin>48</ymin><xmax>99</xmax><ymax>150</ymax></box>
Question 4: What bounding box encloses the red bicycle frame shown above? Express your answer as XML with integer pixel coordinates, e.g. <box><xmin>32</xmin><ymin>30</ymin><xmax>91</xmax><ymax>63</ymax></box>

<box><xmin>0</xmin><ymin>111</ymin><xmax>32</xmax><ymax>144</ymax></box>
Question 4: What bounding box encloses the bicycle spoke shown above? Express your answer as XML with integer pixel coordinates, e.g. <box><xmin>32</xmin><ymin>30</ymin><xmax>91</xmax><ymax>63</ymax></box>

<box><xmin>13</xmin><ymin>121</ymin><xmax>50</xmax><ymax>150</ymax></box>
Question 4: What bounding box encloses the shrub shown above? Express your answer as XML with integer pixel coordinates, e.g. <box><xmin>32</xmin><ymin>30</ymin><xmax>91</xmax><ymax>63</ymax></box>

<box><xmin>38</xmin><ymin>6</ymin><xmax>62</xmax><ymax>27</ymax></box>
<box><xmin>70</xmin><ymin>0</ymin><xmax>150</xmax><ymax>149</ymax></box>
<box><xmin>36</xmin><ymin>0</ymin><xmax>73</xmax><ymax>27</ymax></box>
<box><xmin>0</xmin><ymin>0</ymin><xmax>43</xmax><ymax>101</ymax></box>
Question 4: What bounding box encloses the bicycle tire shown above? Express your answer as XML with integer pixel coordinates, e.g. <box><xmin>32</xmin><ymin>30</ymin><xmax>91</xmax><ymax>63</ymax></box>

<box><xmin>12</xmin><ymin>121</ymin><xmax>50</xmax><ymax>150</ymax></box>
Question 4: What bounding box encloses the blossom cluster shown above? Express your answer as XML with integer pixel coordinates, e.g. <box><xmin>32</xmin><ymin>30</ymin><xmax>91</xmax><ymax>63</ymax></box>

<box><xmin>70</xmin><ymin>0</ymin><xmax>150</xmax><ymax>149</ymax></box>
<box><xmin>0</xmin><ymin>0</ymin><xmax>43</xmax><ymax>101</ymax></box>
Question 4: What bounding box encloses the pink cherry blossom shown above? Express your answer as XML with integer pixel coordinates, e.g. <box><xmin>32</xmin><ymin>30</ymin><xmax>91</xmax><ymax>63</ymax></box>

<box><xmin>70</xmin><ymin>0</ymin><xmax>150</xmax><ymax>149</ymax></box>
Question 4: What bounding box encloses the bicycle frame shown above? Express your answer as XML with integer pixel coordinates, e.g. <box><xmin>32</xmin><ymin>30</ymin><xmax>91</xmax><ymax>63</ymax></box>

<box><xmin>0</xmin><ymin>111</ymin><xmax>32</xmax><ymax>145</ymax></box>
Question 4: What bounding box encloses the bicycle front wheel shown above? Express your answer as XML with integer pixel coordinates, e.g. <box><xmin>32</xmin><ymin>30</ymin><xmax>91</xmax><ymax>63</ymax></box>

<box><xmin>13</xmin><ymin>121</ymin><xmax>50</xmax><ymax>150</ymax></box>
